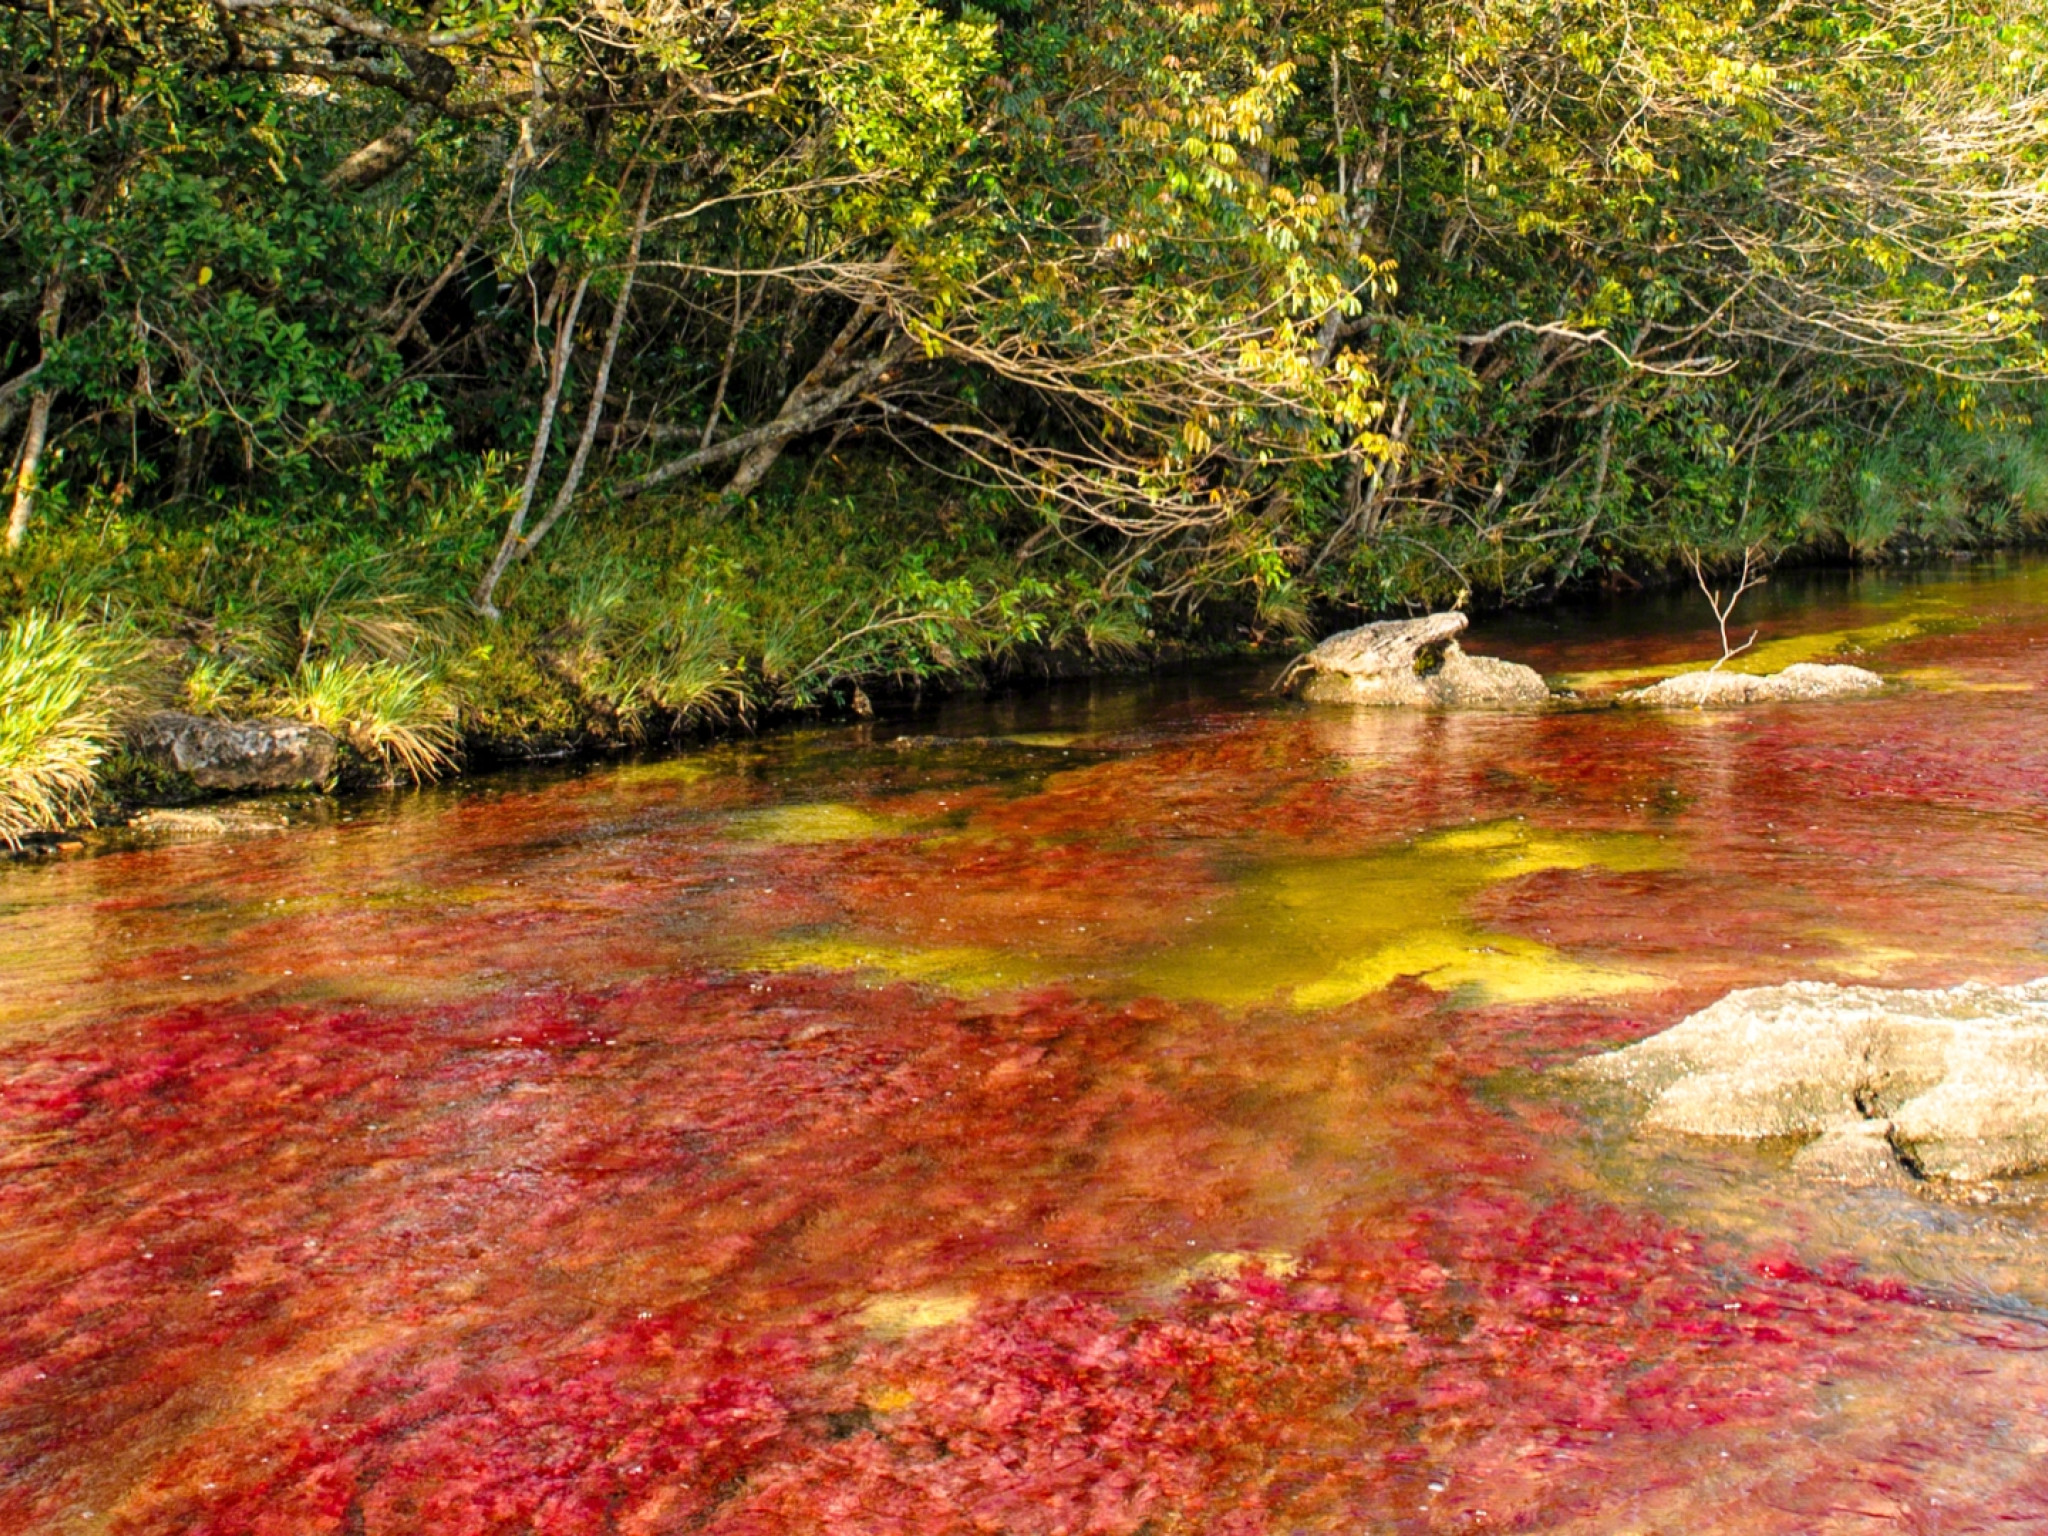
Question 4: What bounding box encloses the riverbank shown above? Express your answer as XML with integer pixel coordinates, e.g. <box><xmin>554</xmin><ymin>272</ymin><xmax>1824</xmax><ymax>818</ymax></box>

<box><xmin>0</xmin><ymin>475</ymin><xmax>1164</xmax><ymax>851</ymax></box>
<box><xmin>3</xmin><ymin>471</ymin><xmax>2041</xmax><ymax>854</ymax></box>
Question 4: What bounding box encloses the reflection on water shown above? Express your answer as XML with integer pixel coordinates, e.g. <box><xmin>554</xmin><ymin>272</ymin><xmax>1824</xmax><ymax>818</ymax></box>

<box><xmin>6</xmin><ymin>559</ymin><xmax>2048</xmax><ymax>1531</ymax></box>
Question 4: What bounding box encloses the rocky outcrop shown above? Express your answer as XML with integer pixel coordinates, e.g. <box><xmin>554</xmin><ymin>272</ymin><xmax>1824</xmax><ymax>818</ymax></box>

<box><xmin>1570</xmin><ymin>977</ymin><xmax>2048</xmax><ymax>1184</ymax></box>
<box><xmin>130</xmin><ymin>712</ymin><xmax>337</xmax><ymax>790</ymax></box>
<box><xmin>1624</xmin><ymin>662</ymin><xmax>1884</xmax><ymax>708</ymax></box>
<box><xmin>1289</xmin><ymin>613</ymin><xmax>1551</xmax><ymax>708</ymax></box>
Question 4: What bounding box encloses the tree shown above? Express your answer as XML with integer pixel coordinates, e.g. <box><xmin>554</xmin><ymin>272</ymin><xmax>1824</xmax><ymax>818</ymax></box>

<box><xmin>2</xmin><ymin>0</ymin><xmax>2041</xmax><ymax>620</ymax></box>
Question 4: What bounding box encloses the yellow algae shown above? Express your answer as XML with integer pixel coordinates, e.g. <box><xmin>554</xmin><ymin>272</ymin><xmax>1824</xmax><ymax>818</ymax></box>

<box><xmin>1716</xmin><ymin>613</ymin><xmax>1940</xmax><ymax>674</ymax></box>
<box><xmin>748</xmin><ymin>935</ymin><xmax>1047</xmax><ymax>995</ymax></box>
<box><xmin>999</xmin><ymin>732</ymin><xmax>1087</xmax><ymax>748</ymax></box>
<box><xmin>1129</xmin><ymin>820</ymin><xmax>1672</xmax><ymax>1010</ymax></box>
<box><xmin>862</xmin><ymin>1384</ymin><xmax>918</xmax><ymax>1414</ymax></box>
<box><xmin>1421</xmin><ymin>820</ymin><xmax>1666</xmax><ymax>880</ymax></box>
<box><xmin>1294</xmin><ymin>930</ymin><xmax>1656</xmax><ymax>1010</ymax></box>
<box><xmin>1554</xmin><ymin>665</ymin><xmax>1680</xmax><ymax>692</ymax></box>
<box><xmin>1172</xmin><ymin>1249</ymin><xmax>1304</xmax><ymax>1287</ymax></box>
<box><xmin>608</xmin><ymin>757</ymin><xmax>715</xmax><ymax>789</ymax></box>
<box><xmin>725</xmin><ymin>801</ymin><xmax>905</xmax><ymax>845</ymax></box>
<box><xmin>260</xmin><ymin>883</ymin><xmax>502</xmax><ymax>916</ymax></box>
<box><xmin>857</xmin><ymin>1291</ymin><xmax>977</xmax><ymax>1336</ymax></box>
<box><xmin>1807</xmin><ymin>929</ymin><xmax>1922</xmax><ymax>981</ymax></box>
<box><xmin>1558</xmin><ymin>606</ymin><xmax>1974</xmax><ymax>692</ymax></box>
<box><xmin>1892</xmin><ymin>667</ymin><xmax>2032</xmax><ymax>694</ymax></box>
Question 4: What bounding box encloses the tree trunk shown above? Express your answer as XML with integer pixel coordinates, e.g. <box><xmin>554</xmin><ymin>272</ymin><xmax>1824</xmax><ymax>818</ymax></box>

<box><xmin>5</xmin><ymin>280</ymin><xmax>67</xmax><ymax>553</ymax></box>
<box><xmin>1309</xmin><ymin>395</ymin><xmax>1408</xmax><ymax>573</ymax></box>
<box><xmin>474</xmin><ymin>273</ymin><xmax>590</xmax><ymax>616</ymax></box>
<box><xmin>614</xmin><ymin>322</ymin><xmax>907</xmax><ymax>502</ymax></box>
<box><xmin>722</xmin><ymin>301</ymin><xmax>887</xmax><ymax>499</ymax></box>
<box><xmin>1552</xmin><ymin>399</ymin><xmax>1618</xmax><ymax>592</ymax></box>
<box><xmin>701</xmin><ymin>277</ymin><xmax>769</xmax><ymax>453</ymax></box>
<box><xmin>504</xmin><ymin>175</ymin><xmax>657</xmax><ymax>581</ymax></box>
<box><xmin>325</xmin><ymin>115</ymin><xmax>422</xmax><ymax>193</ymax></box>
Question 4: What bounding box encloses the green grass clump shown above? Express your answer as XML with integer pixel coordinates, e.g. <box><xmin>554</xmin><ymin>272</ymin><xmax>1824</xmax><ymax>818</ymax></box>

<box><xmin>284</xmin><ymin>656</ymin><xmax>460</xmax><ymax>785</ymax></box>
<box><xmin>0</xmin><ymin>613</ymin><xmax>125</xmax><ymax>847</ymax></box>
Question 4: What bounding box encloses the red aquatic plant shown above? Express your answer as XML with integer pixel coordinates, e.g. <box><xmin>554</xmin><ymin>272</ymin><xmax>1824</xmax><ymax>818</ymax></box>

<box><xmin>7</xmin><ymin>948</ymin><xmax>2042</xmax><ymax>1536</ymax></box>
<box><xmin>8</xmin><ymin>581</ymin><xmax>2048</xmax><ymax>1532</ymax></box>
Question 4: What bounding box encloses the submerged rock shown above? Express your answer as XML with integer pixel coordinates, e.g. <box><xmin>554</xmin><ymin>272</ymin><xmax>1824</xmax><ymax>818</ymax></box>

<box><xmin>1788</xmin><ymin>1118</ymin><xmax>1917</xmax><ymax>1188</ymax></box>
<box><xmin>1624</xmin><ymin>662</ymin><xmax>1883</xmax><ymax>708</ymax></box>
<box><xmin>122</xmin><ymin>806</ymin><xmax>293</xmax><ymax>840</ymax></box>
<box><xmin>1290</xmin><ymin>612</ymin><xmax>1550</xmax><ymax>708</ymax></box>
<box><xmin>131</xmin><ymin>711</ymin><xmax>337</xmax><ymax>790</ymax></box>
<box><xmin>1571</xmin><ymin>977</ymin><xmax>2048</xmax><ymax>1184</ymax></box>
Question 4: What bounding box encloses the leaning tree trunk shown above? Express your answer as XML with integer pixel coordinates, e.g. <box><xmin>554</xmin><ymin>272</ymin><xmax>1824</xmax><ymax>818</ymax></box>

<box><xmin>5</xmin><ymin>280</ymin><xmax>67</xmax><ymax>553</ymax></box>
<box><xmin>473</xmin><ymin>274</ymin><xmax>591</xmax><ymax>616</ymax></box>
<box><xmin>614</xmin><ymin>308</ymin><xmax>910</xmax><ymax>502</ymax></box>
<box><xmin>722</xmin><ymin>301</ymin><xmax>890</xmax><ymax>499</ymax></box>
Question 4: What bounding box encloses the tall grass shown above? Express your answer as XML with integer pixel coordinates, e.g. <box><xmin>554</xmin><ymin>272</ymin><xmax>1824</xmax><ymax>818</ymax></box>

<box><xmin>1830</xmin><ymin>425</ymin><xmax>2048</xmax><ymax>560</ymax></box>
<box><xmin>0</xmin><ymin>614</ymin><xmax>122</xmax><ymax>847</ymax></box>
<box><xmin>544</xmin><ymin>563</ymin><xmax>743</xmax><ymax>737</ymax></box>
<box><xmin>284</xmin><ymin>657</ymin><xmax>461</xmax><ymax>784</ymax></box>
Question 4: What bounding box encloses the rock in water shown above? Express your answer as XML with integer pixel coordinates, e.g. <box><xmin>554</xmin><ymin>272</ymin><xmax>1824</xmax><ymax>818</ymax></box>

<box><xmin>123</xmin><ymin>807</ymin><xmax>292</xmax><ymax>840</ymax></box>
<box><xmin>1570</xmin><ymin>977</ymin><xmax>2048</xmax><ymax>1184</ymax></box>
<box><xmin>1625</xmin><ymin>662</ymin><xmax>1883</xmax><ymax>708</ymax></box>
<box><xmin>131</xmin><ymin>712</ymin><xmax>338</xmax><ymax>790</ymax></box>
<box><xmin>1289</xmin><ymin>612</ymin><xmax>1550</xmax><ymax>708</ymax></box>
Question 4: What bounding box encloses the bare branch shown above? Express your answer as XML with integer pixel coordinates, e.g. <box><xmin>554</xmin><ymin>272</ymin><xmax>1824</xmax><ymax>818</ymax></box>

<box><xmin>1688</xmin><ymin>544</ymin><xmax>1769</xmax><ymax>671</ymax></box>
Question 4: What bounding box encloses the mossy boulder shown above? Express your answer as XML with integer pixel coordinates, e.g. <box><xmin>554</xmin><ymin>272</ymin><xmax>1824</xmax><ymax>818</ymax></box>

<box><xmin>130</xmin><ymin>712</ymin><xmax>337</xmax><ymax>790</ymax></box>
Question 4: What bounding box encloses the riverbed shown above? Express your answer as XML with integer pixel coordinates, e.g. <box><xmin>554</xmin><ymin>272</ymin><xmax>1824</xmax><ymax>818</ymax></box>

<box><xmin>6</xmin><ymin>558</ymin><xmax>2048</xmax><ymax>1533</ymax></box>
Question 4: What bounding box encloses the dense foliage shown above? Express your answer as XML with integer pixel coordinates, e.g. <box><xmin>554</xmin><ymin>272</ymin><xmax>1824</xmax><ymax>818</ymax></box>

<box><xmin>0</xmin><ymin>0</ymin><xmax>2045</xmax><ymax>822</ymax></box>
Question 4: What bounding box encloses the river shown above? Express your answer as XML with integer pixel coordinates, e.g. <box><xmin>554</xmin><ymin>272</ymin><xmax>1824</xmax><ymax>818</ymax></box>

<box><xmin>6</xmin><ymin>557</ymin><xmax>2048</xmax><ymax>1532</ymax></box>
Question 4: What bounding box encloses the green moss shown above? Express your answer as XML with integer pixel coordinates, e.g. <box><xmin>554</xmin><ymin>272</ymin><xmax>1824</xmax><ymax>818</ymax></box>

<box><xmin>725</xmin><ymin>803</ymin><xmax>910</xmax><ymax>845</ymax></box>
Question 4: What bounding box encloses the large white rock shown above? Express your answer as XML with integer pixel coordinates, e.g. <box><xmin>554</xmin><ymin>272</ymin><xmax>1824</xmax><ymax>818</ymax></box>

<box><xmin>1624</xmin><ymin>662</ymin><xmax>1884</xmax><ymax>708</ymax></box>
<box><xmin>1290</xmin><ymin>612</ymin><xmax>1551</xmax><ymax>708</ymax></box>
<box><xmin>1570</xmin><ymin>978</ymin><xmax>2048</xmax><ymax>1183</ymax></box>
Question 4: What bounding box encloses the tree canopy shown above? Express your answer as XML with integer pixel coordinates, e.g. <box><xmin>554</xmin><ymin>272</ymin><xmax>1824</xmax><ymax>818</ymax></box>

<box><xmin>3</xmin><ymin>0</ymin><xmax>2045</xmax><ymax>620</ymax></box>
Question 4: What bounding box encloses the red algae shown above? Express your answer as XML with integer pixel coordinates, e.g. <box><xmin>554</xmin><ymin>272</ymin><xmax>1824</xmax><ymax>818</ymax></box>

<box><xmin>7</xmin><ymin>562</ymin><xmax>2048</xmax><ymax>1531</ymax></box>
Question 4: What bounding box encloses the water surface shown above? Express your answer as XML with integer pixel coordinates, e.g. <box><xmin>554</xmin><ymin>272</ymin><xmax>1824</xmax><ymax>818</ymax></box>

<box><xmin>7</xmin><ymin>559</ymin><xmax>2048</xmax><ymax>1532</ymax></box>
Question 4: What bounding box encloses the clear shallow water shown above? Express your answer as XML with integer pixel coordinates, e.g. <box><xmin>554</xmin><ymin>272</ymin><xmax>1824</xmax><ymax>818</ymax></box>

<box><xmin>6</xmin><ymin>558</ymin><xmax>2048</xmax><ymax>1532</ymax></box>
